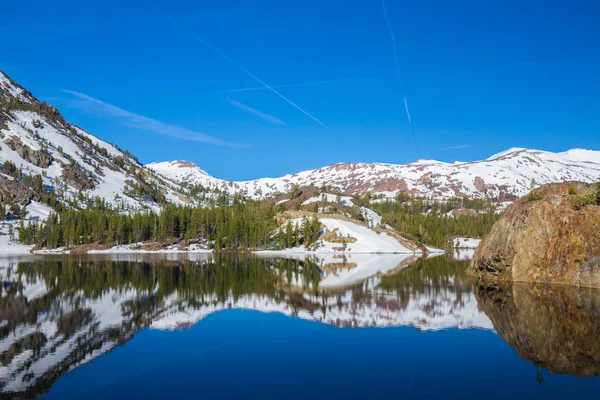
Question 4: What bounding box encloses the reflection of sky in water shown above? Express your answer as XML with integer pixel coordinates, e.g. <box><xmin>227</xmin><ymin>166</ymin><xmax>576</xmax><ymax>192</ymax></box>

<box><xmin>45</xmin><ymin>310</ymin><xmax>599</xmax><ymax>400</ymax></box>
<box><xmin>0</xmin><ymin>255</ymin><xmax>598</xmax><ymax>399</ymax></box>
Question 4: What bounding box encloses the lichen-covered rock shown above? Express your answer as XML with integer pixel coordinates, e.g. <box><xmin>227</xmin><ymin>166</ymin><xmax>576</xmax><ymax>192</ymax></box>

<box><xmin>469</xmin><ymin>182</ymin><xmax>600</xmax><ymax>288</ymax></box>
<box><xmin>473</xmin><ymin>282</ymin><xmax>600</xmax><ymax>377</ymax></box>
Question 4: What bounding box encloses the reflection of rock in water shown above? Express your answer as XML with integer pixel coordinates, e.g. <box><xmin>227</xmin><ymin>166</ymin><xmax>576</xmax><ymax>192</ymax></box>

<box><xmin>473</xmin><ymin>282</ymin><xmax>600</xmax><ymax>377</ymax></box>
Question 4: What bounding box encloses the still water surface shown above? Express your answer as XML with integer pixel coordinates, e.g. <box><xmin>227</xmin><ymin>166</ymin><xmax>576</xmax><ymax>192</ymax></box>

<box><xmin>0</xmin><ymin>253</ymin><xmax>598</xmax><ymax>399</ymax></box>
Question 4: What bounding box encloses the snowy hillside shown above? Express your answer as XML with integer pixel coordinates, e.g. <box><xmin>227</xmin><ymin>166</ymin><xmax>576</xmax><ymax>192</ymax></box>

<box><xmin>268</xmin><ymin>217</ymin><xmax>421</xmax><ymax>254</ymax></box>
<box><xmin>149</xmin><ymin>148</ymin><xmax>600</xmax><ymax>202</ymax></box>
<box><xmin>0</xmin><ymin>71</ymin><xmax>189</xmax><ymax>216</ymax></box>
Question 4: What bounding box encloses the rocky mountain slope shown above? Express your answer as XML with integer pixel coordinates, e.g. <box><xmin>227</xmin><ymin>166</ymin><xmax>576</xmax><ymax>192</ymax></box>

<box><xmin>149</xmin><ymin>148</ymin><xmax>600</xmax><ymax>202</ymax></box>
<box><xmin>0</xmin><ymin>71</ymin><xmax>189</xmax><ymax>216</ymax></box>
<box><xmin>3</xmin><ymin>69</ymin><xmax>598</xmax><ymax>217</ymax></box>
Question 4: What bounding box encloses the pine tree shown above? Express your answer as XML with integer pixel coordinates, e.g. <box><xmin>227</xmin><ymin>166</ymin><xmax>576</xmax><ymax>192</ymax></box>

<box><xmin>8</xmin><ymin>224</ymin><xmax>14</xmax><ymax>243</ymax></box>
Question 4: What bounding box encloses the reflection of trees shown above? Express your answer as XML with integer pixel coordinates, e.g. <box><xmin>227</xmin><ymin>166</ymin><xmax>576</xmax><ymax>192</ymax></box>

<box><xmin>13</xmin><ymin>255</ymin><xmax>322</xmax><ymax>306</ymax></box>
<box><xmin>371</xmin><ymin>256</ymin><xmax>473</xmax><ymax>312</ymax></box>
<box><xmin>380</xmin><ymin>256</ymin><xmax>470</xmax><ymax>290</ymax></box>
<box><xmin>0</xmin><ymin>256</ymin><xmax>323</xmax><ymax>399</ymax></box>
<box><xmin>473</xmin><ymin>282</ymin><xmax>600</xmax><ymax>378</ymax></box>
<box><xmin>3</xmin><ymin>255</ymin><xmax>329</xmax><ymax>343</ymax></box>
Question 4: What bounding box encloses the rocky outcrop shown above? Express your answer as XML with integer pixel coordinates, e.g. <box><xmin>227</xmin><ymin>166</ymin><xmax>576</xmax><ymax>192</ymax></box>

<box><xmin>0</xmin><ymin>112</ymin><xmax>9</xmax><ymax>131</ymax></box>
<box><xmin>474</xmin><ymin>282</ymin><xmax>600</xmax><ymax>377</ymax></box>
<box><xmin>61</xmin><ymin>163</ymin><xmax>95</xmax><ymax>190</ymax></box>
<box><xmin>469</xmin><ymin>182</ymin><xmax>600</xmax><ymax>288</ymax></box>
<box><xmin>473</xmin><ymin>176</ymin><xmax>488</xmax><ymax>193</ymax></box>
<box><xmin>0</xmin><ymin>175</ymin><xmax>40</xmax><ymax>205</ymax></box>
<box><xmin>4</xmin><ymin>135</ymin><xmax>53</xmax><ymax>168</ymax></box>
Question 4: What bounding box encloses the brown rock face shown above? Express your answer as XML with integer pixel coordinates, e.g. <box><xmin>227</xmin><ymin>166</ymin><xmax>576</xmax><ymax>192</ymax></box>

<box><xmin>0</xmin><ymin>175</ymin><xmax>40</xmax><ymax>205</ymax></box>
<box><xmin>469</xmin><ymin>182</ymin><xmax>600</xmax><ymax>288</ymax></box>
<box><xmin>474</xmin><ymin>282</ymin><xmax>600</xmax><ymax>377</ymax></box>
<box><xmin>4</xmin><ymin>136</ymin><xmax>53</xmax><ymax>168</ymax></box>
<box><xmin>473</xmin><ymin>176</ymin><xmax>488</xmax><ymax>193</ymax></box>
<box><xmin>61</xmin><ymin>163</ymin><xmax>95</xmax><ymax>190</ymax></box>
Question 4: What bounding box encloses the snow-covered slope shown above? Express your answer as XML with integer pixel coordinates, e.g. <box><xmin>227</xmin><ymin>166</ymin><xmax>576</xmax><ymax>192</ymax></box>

<box><xmin>0</xmin><ymin>71</ymin><xmax>189</xmax><ymax>214</ymax></box>
<box><xmin>274</xmin><ymin>217</ymin><xmax>418</xmax><ymax>254</ymax></box>
<box><xmin>149</xmin><ymin>148</ymin><xmax>600</xmax><ymax>202</ymax></box>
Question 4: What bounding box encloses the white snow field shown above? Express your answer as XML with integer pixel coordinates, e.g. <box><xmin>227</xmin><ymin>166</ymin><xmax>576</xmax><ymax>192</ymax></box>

<box><xmin>452</xmin><ymin>237</ymin><xmax>482</xmax><ymax>249</ymax></box>
<box><xmin>261</xmin><ymin>217</ymin><xmax>426</xmax><ymax>254</ymax></box>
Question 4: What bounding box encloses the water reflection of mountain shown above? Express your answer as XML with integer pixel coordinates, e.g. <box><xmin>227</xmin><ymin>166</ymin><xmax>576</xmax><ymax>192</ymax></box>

<box><xmin>474</xmin><ymin>282</ymin><xmax>600</xmax><ymax>378</ymax></box>
<box><xmin>0</xmin><ymin>253</ymin><xmax>569</xmax><ymax>398</ymax></box>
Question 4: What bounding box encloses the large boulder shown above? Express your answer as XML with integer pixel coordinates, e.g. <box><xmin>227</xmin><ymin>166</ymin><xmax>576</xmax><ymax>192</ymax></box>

<box><xmin>469</xmin><ymin>182</ymin><xmax>600</xmax><ymax>288</ymax></box>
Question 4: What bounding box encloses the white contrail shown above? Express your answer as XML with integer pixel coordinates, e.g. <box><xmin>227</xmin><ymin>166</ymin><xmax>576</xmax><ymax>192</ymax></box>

<box><xmin>381</xmin><ymin>0</ymin><xmax>413</xmax><ymax>127</ymax></box>
<box><xmin>224</xmin><ymin>78</ymin><xmax>348</xmax><ymax>93</ymax></box>
<box><xmin>227</xmin><ymin>98</ymin><xmax>285</xmax><ymax>125</ymax></box>
<box><xmin>149</xmin><ymin>4</ymin><xmax>328</xmax><ymax>128</ymax></box>
<box><xmin>192</xmin><ymin>36</ymin><xmax>328</xmax><ymax>128</ymax></box>
<box><xmin>223</xmin><ymin>76</ymin><xmax>388</xmax><ymax>93</ymax></box>
<box><xmin>403</xmin><ymin>96</ymin><xmax>412</xmax><ymax>124</ymax></box>
<box><xmin>441</xmin><ymin>145</ymin><xmax>472</xmax><ymax>150</ymax></box>
<box><xmin>381</xmin><ymin>0</ymin><xmax>404</xmax><ymax>85</ymax></box>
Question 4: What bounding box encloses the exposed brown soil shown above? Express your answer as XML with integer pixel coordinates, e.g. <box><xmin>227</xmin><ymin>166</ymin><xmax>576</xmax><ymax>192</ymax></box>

<box><xmin>321</xmin><ymin>228</ymin><xmax>358</xmax><ymax>244</ymax></box>
<box><xmin>69</xmin><ymin>243</ymin><xmax>111</xmax><ymax>254</ymax></box>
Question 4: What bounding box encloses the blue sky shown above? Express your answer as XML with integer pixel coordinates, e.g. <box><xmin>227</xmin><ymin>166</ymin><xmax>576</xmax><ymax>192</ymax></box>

<box><xmin>2</xmin><ymin>0</ymin><xmax>599</xmax><ymax>180</ymax></box>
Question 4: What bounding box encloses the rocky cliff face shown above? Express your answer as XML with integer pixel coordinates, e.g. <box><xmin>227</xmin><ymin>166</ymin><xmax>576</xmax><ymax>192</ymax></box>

<box><xmin>469</xmin><ymin>182</ymin><xmax>600</xmax><ymax>288</ymax></box>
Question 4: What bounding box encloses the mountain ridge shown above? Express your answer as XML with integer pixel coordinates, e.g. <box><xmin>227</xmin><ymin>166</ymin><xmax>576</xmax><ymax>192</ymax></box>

<box><xmin>148</xmin><ymin>147</ymin><xmax>600</xmax><ymax>202</ymax></box>
<box><xmin>3</xmin><ymin>69</ymin><xmax>599</xmax><ymax>210</ymax></box>
<box><xmin>0</xmin><ymin>70</ymin><xmax>190</xmax><ymax>215</ymax></box>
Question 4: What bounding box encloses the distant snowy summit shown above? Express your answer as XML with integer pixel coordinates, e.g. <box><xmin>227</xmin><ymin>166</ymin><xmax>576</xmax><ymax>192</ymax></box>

<box><xmin>3</xmin><ymin>69</ymin><xmax>598</xmax><ymax>210</ymax></box>
<box><xmin>148</xmin><ymin>147</ymin><xmax>600</xmax><ymax>202</ymax></box>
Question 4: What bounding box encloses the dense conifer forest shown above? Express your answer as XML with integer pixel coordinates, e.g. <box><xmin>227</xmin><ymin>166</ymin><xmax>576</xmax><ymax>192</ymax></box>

<box><xmin>369</xmin><ymin>196</ymin><xmax>501</xmax><ymax>248</ymax></box>
<box><xmin>2</xmin><ymin>161</ymin><xmax>509</xmax><ymax>251</ymax></box>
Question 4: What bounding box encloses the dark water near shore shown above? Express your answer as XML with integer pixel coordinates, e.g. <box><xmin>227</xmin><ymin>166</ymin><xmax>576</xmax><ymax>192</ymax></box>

<box><xmin>0</xmin><ymin>253</ymin><xmax>598</xmax><ymax>399</ymax></box>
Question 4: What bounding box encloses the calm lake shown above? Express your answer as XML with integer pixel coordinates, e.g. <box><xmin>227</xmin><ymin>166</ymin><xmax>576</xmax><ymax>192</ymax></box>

<box><xmin>0</xmin><ymin>253</ymin><xmax>598</xmax><ymax>399</ymax></box>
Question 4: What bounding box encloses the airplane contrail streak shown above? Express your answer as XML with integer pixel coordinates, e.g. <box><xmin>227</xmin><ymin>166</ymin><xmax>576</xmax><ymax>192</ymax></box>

<box><xmin>381</xmin><ymin>0</ymin><xmax>405</xmax><ymax>86</ymax></box>
<box><xmin>192</xmin><ymin>36</ymin><xmax>328</xmax><ymax>128</ymax></box>
<box><xmin>223</xmin><ymin>76</ymin><xmax>388</xmax><ymax>93</ymax></box>
<box><xmin>403</xmin><ymin>96</ymin><xmax>412</xmax><ymax>124</ymax></box>
<box><xmin>148</xmin><ymin>4</ymin><xmax>327</xmax><ymax>128</ymax></box>
<box><xmin>381</xmin><ymin>0</ymin><xmax>414</xmax><ymax>129</ymax></box>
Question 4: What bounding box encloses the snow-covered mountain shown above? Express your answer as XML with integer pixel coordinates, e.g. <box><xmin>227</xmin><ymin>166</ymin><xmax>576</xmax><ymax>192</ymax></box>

<box><xmin>0</xmin><ymin>71</ymin><xmax>189</xmax><ymax>214</ymax></box>
<box><xmin>4</xmin><ymin>69</ymin><xmax>598</xmax><ymax>213</ymax></box>
<box><xmin>149</xmin><ymin>148</ymin><xmax>600</xmax><ymax>202</ymax></box>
